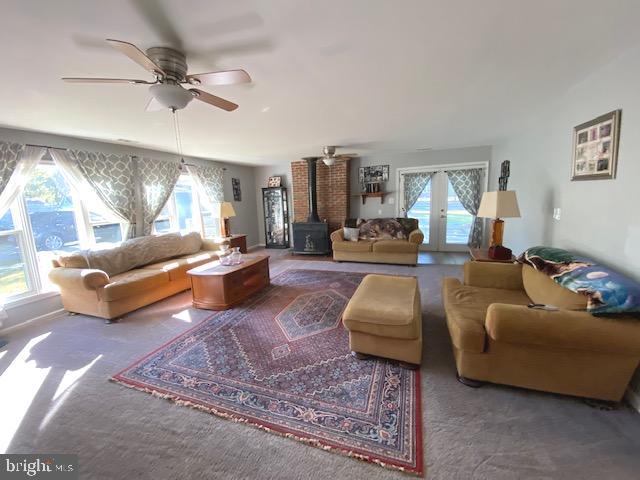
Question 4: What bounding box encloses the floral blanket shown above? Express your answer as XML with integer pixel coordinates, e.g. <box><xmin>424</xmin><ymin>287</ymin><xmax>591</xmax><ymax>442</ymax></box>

<box><xmin>343</xmin><ymin>218</ymin><xmax>418</xmax><ymax>241</ymax></box>
<box><xmin>518</xmin><ymin>246</ymin><xmax>640</xmax><ymax>315</ymax></box>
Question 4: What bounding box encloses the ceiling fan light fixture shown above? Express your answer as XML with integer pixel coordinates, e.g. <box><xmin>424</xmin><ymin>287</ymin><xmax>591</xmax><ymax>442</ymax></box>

<box><xmin>149</xmin><ymin>83</ymin><xmax>194</xmax><ymax>110</ymax></box>
<box><xmin>322</xmin><ymin>157</ymin><xmax>336</xmax><ymax>166</ymax></box>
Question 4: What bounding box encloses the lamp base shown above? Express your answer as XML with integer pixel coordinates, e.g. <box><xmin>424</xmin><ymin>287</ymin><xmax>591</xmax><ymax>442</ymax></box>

<box><xmin>221</xmin><ymin>218</ymin><xmax>231</xmax><ymax>238</ymax></box>
<box><xmin>490</xmin><ymin>218</ymin><xmax>504</xmax><ymax>247</ymax></box>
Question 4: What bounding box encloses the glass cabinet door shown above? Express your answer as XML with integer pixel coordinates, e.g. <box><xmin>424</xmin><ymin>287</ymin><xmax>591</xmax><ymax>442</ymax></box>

<box><xmin>263</xmin><ymin>188</ymin><xmax>289</xmax><ymax>248</ymax></box>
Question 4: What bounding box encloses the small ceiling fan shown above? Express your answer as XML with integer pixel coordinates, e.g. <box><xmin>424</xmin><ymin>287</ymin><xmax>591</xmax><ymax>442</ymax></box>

<box><xmin>62</xmin><ymin>39</ymin><xmax>251</xmax><ymax>112</ymax></box>
<box><xmin>319</xmin><ymin>146</ymin><xmax>358</xmax><ymax>166</ymax></box>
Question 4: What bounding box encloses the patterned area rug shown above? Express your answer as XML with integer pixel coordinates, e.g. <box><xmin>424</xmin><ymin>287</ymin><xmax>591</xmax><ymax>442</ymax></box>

<box><xmin>112</xmin><ymin>269</ymin><xmax>423</xmax><ymax>475</ymax></box>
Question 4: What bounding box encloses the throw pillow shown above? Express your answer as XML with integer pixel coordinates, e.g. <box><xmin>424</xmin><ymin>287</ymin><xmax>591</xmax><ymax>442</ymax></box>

<box><xmin>343</xmin><ymin>227</ymin><xmax>360</xmax><ymax>242</ymax></box>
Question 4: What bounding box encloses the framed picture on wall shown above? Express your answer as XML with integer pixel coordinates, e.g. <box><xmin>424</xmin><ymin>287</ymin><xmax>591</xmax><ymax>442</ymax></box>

<box><xmin>358</xmin><ymin>165</ymin><xmax>390</xmax><ymax>184</ymax></box>
<box><xmin>571</xmin><ymin>109</ymin><xmax>621</xmax><ymax>181</ymax></box>
<box><xmin>232</xmin><ymin>178</ymin><xmax>242</xmax><ymax>201</ymax></box>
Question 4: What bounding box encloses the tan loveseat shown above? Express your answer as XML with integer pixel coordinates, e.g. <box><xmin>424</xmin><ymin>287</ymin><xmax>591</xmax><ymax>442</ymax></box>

<box><xmin>49</xmin><ymin>232</ymin><xmax>221</xmax><ymax>321</ymax></box>
<box><xmin>443</xmin><ymin>261</ymin><xmax>640</xmax><ymax>401</ymax></box>
<box><xmin>331</xmin><ymin>218</ymin><xmax>424</xmax><ymax>266</ymax></box>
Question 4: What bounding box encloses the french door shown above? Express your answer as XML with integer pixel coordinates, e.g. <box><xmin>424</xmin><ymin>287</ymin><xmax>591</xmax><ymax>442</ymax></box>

<box><xmin>398</xmin><ymin>166</ymin><xmax>486</xmax><ymax>252</ymax></box>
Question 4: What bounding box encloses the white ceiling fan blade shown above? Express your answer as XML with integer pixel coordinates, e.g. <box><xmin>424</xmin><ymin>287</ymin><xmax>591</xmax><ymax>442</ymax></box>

<box><xmin>106</xmin><ymin>39</ymin><xmax>166</xmax><ymax>76</ymax></box>
<box><xmin>145</xmin><ymin>97</ymin><xmax>164</xmax><ymax>111</ymax></box>
<box><xmin>185</xmin><ymin>69</ymin><xmax>251</xmax><ymax>86</ymax></box>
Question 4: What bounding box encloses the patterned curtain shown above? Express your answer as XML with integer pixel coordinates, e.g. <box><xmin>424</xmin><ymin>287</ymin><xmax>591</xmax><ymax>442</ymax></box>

<box><xmin>137</xmin><ymin>157</ymin><xmax>180</xmax><ymax>236</ymax></box>
<box><xmin>447</xmin><ymin>168</ymin><xmax>484</xmax><ymax>247</ymax></box>
<box><xmin>0</xmin><ymin>143</ymin><xmax>46</xmax><ymax>218</ymax></box>
<box><xmin>402</xmin><ymin>172</ymin><xmax>434</xmax><ymax>217</ymax></box>
<box><xmin>68</xmin><ymin>150</ymin><xmax>137</xmax><ymax>238</ymax></box>
<box><xmin>187</xmin><ymin>164</ymin><xmax>224</xmax><ymax>210</ymax></box>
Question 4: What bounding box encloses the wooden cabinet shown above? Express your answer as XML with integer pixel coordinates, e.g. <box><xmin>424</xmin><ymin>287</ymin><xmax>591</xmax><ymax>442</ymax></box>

<box><xmin>227</xmin><ymin>234</ymin><xmax>247</xmax><ymax>253</ymax></box>
<box><xmin>187</xmin><ymin>255</ymin><xmax>270</xmax><ymax>310</ymax></box>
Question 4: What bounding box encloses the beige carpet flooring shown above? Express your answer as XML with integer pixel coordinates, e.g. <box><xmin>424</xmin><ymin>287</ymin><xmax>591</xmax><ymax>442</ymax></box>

<box><xmin>2</xmin><ymin>250</ymin><xmax>640</xmax><ymax>479</ymax></box>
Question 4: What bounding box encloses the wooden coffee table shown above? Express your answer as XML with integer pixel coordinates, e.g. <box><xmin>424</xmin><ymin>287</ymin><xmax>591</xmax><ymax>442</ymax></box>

<box><xmin>187</xmin><ymin>255</ymin><xmax>270</xmax><ymax>310</ymax></box>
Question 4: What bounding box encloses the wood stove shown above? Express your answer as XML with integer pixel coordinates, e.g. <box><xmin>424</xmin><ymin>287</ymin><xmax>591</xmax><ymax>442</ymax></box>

<box><xmin>292</xmin><ymin>157</ymin><xmax>331</xmax><ymax>255</ymax></box>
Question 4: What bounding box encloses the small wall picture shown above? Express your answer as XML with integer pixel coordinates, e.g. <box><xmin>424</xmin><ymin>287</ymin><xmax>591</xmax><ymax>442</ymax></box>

<box><xmin>571</xmin><ymin>109</ymin><xmax>621</xmax><ymax>180</ymax></box>
<box><xmin>358</xmin><ymin>164</ymin><xmax>390</xmax><ymax>184</ymax></box>
<box><xmin>232</xmin><ymin>178</ymin><xmax>242</xmax><ymax>201</ymax></box>
<box><xmin>268</xmin><ymin>176</ymin><xmax>282</xmax><ymax>187</ymax></box>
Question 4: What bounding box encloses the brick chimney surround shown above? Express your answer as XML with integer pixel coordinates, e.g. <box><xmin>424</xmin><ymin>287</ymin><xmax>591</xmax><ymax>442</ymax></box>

<box><xmin>291</xmin><ymin>157</ymin><xmax>350</xmax><ymax>234</ymax></box>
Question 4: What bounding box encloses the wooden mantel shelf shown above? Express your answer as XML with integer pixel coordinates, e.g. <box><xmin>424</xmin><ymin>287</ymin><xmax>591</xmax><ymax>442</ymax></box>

<box><xmin>354</xmin><ymin>192</ymin><xmax>391</xmax><ymax>204</ymax></box>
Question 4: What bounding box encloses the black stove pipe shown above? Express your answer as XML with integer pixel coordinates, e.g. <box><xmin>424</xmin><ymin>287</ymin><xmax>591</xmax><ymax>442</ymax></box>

<box><xmin>305</xmin><ymin>157</ymin><xmax>321</xmax><ymax>223</ymax></box>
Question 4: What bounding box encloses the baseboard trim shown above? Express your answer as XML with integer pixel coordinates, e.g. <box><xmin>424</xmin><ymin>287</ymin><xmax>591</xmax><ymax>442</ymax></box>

<box><xmin>625</xmin><ymin>387</ymin><xmax>640</xmax><ymax>413</ymax></box>
<box><xmin>0</xmin><ymin>308</ymin><xmax>66</xmax><ymax>336</ymax></box>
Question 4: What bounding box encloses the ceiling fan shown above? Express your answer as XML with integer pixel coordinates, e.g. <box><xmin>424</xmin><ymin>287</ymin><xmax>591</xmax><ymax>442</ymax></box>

<box><xmin>62</xmin><ymin>39</ymin><xmax>251</xmax><ymax>112</ymax></box>
<box><xmin>319</xmin><ymin>146</ymin><xmax>358</xmax><ymax>166</ymax></box>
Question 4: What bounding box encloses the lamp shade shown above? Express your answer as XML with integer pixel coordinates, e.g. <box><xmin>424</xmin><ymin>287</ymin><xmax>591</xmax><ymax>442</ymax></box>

<box><xmin>477</xmin><ymin>191</ymin><xmax>521</xmax><ymax>218</ymax></box>
<box><xmin>220</xmin><ymin>202</ymin><xmax>236</xmax><ymax>218</ymax></box>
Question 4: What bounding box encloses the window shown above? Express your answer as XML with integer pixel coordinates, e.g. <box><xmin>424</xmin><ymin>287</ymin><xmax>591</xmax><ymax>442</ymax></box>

<box><xmin>88</xmin><ymin>211</ymin><xmax>123</xmax><ymax>246</ymax></box>
<box><xmin>0</xmin><ymin>207</ymin><xmax>32</xmax><ymax>299</ymax></box>
<box><xmin>153</xmin><ymin>174</ymin><xmax>220</xmax><ymax>238</ymax></box>
<box><xmin>0</xmin><ymin>164</ymin><xmax>219</xmax><ymax>305</ymax></box>
<box><xmin>23</xmin><ymin>164</ymin><xmax>80</xmax><ymax>287</ymax></box>
<box><xmin>201</xmin><ymin>205</ymin><xmax>221</xmax><ymax>238</ymax></box>
<box><xmin>0</xmin><ymin>160</ymin><xmax>127</xmax><ymax>301</ymax></box>
<box><xmin>153</xmin><ymin>204</ymin><xmax>172</xmax><ymax>234</ymax></box>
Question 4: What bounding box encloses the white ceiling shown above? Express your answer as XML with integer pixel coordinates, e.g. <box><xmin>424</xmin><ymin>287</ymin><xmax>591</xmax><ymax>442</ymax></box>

<box><xmin>1</xmin><ymin>0</ymin><xmax>639</xmax><ymax>165</ymax></box>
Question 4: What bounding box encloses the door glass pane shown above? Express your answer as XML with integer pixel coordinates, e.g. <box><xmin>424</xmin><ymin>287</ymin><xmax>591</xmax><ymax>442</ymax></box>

<box><xmin>24</xmin><ymin>164</ymin><xmax>80</xmax><ymax>286</ymax></box>
<box><xmin>445</xmin><ymin>179</ymin><xmax>473</xmax><ymax>244</ymax></box>
<box><xmin>89</xmin><ymin>211</ymin><xmax>123</xmax><ymax>245</ymax></box>
<box><xmin>407</xmin><ymin>181</ymin><xmax>431</xmax><ymax>244</ymax></box>
<box><xmin>0</xmin><ymin>233</ymin><xmax>29</xmax><ymax>298</ymax></box>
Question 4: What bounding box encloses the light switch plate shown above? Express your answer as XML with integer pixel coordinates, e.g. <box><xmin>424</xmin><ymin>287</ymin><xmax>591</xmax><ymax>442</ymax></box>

<box><xmin>553</xmin><ymin>208</ymin><xmax>561</xmax><ymax>220</ymax></box>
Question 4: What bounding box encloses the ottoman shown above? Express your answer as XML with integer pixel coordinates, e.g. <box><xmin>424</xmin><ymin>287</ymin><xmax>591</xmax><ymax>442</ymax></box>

<box><xmin>342</xmin><ymin>274</ymin><xmax>422</xmax><ymax>367</ymax></box>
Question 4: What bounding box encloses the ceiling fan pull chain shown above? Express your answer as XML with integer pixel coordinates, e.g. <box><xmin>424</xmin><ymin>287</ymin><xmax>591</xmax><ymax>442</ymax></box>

<box><xmin>173</xmin><ymin>109</ymin><xmax>184</xmax><ymax>160</ymax></box>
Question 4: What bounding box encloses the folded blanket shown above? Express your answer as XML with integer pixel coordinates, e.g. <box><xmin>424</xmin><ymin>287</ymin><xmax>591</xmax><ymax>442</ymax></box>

<box><xmin>518</xmin><ymin>246</ymin><xmax>640</xmax><ymax>315</ymax></box>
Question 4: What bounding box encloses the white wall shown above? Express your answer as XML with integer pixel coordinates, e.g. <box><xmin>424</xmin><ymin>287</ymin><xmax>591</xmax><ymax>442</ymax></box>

<box><xmin>0</xmin><ymin>127</ymin><xmax>259</xmax><ymax>330</ymax></box>
<box><xmin>494</xmin><ymin>44</ymin><xmax>640</xmax><ymax>277</ymax></box>
<box><xmin>492</xmin><ymin>44</ymin><xmax>640</xmax><ymax>400</ymax></box>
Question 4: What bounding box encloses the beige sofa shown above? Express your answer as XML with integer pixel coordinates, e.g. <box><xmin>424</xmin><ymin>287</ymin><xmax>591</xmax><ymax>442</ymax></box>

<box><xmin>331</xmin><ymin>218</ymin><xmax>424</xmax><ymax>266</ymax></box>
<box><xmin>443</xmin><ymin>261</ymin><xmax>640</xmax><ymax>401</ymax></box>
<box><xmin>49</xmin><ymin>232</ymin><xmax>221</xmax><ymax>321</ymax></box>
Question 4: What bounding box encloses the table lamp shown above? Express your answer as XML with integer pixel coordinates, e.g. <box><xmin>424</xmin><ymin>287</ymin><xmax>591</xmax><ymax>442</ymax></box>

<box><xmin>220</xmin><ymin>202</ymin><xmax>236</xmax><ymax>238</ymax></box>
<box><xmin>477</xmin><ymin>191</ymin><xmax>520</xmax><ymax>259</ymax></box>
